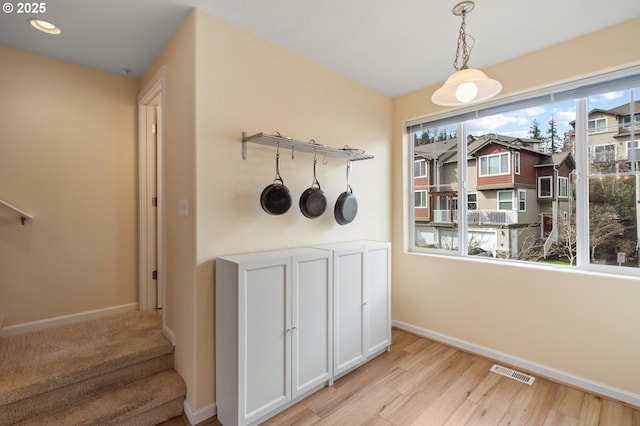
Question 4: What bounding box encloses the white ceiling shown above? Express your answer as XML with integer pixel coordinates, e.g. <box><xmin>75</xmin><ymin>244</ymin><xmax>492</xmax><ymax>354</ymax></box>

<box><xmin>1</xmin><ymin>0</ymin><xmax>639</xmax><ymax>97</ymax></box>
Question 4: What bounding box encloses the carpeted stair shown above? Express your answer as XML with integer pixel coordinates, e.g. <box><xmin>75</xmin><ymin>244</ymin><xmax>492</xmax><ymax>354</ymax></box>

<box><xmin>0</xmin><ymin>311</ymin><xmax>186</xmax><ymax>425</ymax></box>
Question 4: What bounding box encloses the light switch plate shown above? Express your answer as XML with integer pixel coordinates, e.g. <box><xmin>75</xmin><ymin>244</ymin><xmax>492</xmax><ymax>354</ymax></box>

<box><xmin>179</xmin><ymin>199</ymin><xmax>188</xmax><ymax>217</ymax></box>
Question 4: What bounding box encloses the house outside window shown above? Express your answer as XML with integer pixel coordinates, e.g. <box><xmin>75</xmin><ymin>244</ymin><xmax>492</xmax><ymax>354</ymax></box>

<box><xmin>622</xmin><ymin>113</ymin><xmax>640</xmax><ymax>128</ymax></box>
<box><xmin>408</xmin><ymin>72</ymin><xmax>640</xmax><ymax>273</ymax></box>
<box><xmin>538</xmin><ymin>176</ymin><xmax>552</xmax><ymax>198</ymax></box>
<box><xmin>497</xmin><ymin>191</ymin><xmax>513</xmax><ymax>210</ymax></box>
<box><xmin>518</xmin><ymin>190</ymin><xmax>526</xmax><ymax>211</ymax></box>
<box><xmin>588</xmin><ymin>118</ymin><xmax>607</xmax><ymax>133</ymax></box>
<box><xmin>414</xmin><ymin>190</ymin><xmax>427</xmax><ymax>207</ymax></box>
<box><xmin>558</xmin><ymin>177</ymin><xmax>569</xmax><ymax>198</ymax></box>
<box><xmin>480</xmin><ymin>153</ymin><xmax>509</xmax><ymax>176</ymax></box>
<box><xmin>594</xmin><ymin>143</ymin><xmax>616</xmax><ymax>162</ymax></box>
<box><xmin>468</xmin><ymin>193</ymin><xmax>477</xmax><ymax>210</ymax></box>
<box><xmin>414</xmin><ymin>159</ymin><xmax>426</xmax><ymax>177</ymax></box>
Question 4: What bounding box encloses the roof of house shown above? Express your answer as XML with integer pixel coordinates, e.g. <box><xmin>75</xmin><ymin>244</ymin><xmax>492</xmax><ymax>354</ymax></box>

<box><xmin>414</xmin><ymin>133</ymin><xmax>575</xmax><ymax>169</ymax></box>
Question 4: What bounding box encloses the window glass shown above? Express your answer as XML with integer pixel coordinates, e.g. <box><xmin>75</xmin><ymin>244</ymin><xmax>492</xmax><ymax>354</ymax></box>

<box><xmin>538</xmin><ymin>177</ymin><xmax>552</xmax><ymax>198</ymax></box>
<box><xmin>409</xmin><ymin>73</ymin><xmax>640</xmax><ymax>272</ymax></box>
<box><xmin>588</xmin><ymin>118</ymin><xmax>607</xmax><ymax>133</ymax></box>
<box><xmin>586</xmin><ymin>88</ymin><xmax>639</xmax><ymax>269</ymax></box>
<box><xmin>498</xmin><ymin>191</ymin><xmax>513</xmax><ymax>210</ymax></box>
<box><xmin>411</xmin><ymin>123</ymin><xmax>459</xmax><ymax>252</ymax></box>
<box><xmin>414</xmin><ymin>190</ymin><xmax>427</xmax><ymax>207</ymax></box>
<box><xmin>558</xmin><ymin>177</ymin><xmax>569</xmax><ymax>198</ymax></box>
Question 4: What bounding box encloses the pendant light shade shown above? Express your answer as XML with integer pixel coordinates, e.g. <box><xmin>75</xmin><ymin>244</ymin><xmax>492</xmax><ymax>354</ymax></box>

<box><xmin>431</xmin><ymin>1</ymin><xmax>501</xmax><ymax>106</ymax></box>
<box><xmin>431</xmin><ymin>68</ymin><xmax>502</xmax><ymax>106</ymax></box>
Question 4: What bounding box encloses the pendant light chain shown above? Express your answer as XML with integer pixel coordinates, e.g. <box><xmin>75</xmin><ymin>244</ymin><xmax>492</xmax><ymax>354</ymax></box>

<box><xmin>453</xmin><ymin>10</ymin><xmax>471</xmax><ymax>71</ymax></box>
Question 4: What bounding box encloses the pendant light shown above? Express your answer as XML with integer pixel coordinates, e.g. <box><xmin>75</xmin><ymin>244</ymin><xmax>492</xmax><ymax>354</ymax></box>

<box><xmin>431</xmin><ymin>1</ymin><xmax>501</xmax><ymax>106</ymax></box>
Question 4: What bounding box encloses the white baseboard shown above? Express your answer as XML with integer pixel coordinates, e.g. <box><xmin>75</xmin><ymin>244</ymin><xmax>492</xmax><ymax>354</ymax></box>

<box><xmin>0</xmin><ymin>303</ymin><xmax>138</xmax><ymax>337</ymax></box>
<box><xmin>184</xmin><ymin>400</ymin><xmax>216</xmax><ymax>425</ymax></box>
<box><xmin>392</xmin><ymin>320</ymin><xmax>640</xmax><ymax>409</ymax></box>
<box><xmin>163</xmin><ymin>324</ymin><xmax>176</xmax><ymax>346</ymax></box>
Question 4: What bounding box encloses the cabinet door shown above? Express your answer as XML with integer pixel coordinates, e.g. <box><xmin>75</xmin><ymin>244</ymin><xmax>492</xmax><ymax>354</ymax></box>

<box><xmin>291</xmin><ymin>252</ymin><xmax>332</xmax><ymax>398</ymax></box>
<box><xmin>333</xmin><ymin>248</ymin><xmax>366</xmax><ymax>376</ymax></box>
<box><xmin>239</xmin><ymin>258</ymin><xmax>291</xmax><ymax>424</ymax></box>
<box><xmin>364</xmin><ymin>243</ymin><xmax>391</xmax><ymax>356</ymax></box>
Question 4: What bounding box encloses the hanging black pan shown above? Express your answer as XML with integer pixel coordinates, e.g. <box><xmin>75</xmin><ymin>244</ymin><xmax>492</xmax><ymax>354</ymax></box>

<box><xmin>299</xmin><ymin>155</ymin><xmax>327</xmax><ymax>218</ymax></box>
<box><xmin>334</xmin><ymin>161</ymin><xmax>358</xmax><ymax>225</ymax></box>
<box><xmin>260</xmin><ymin>148</ymin><xmax>292</xmax><ymax>215</ymax></box>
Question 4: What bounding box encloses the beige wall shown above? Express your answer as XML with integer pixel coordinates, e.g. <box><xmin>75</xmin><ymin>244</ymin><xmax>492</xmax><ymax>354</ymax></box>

<box><xmin>0</xmin><ymin>46</ymin><xmax>139</xmax><ymax>326</ymax></box>
<box><xmin>142</xmin><ymin>9</ymin><xmax>392</xmax><ymax>411</ymax></box>
<box><xmin>140</xmin><ymin>10</ymin><xmax>198</xmax><ymax>411</ymax></box>
<box><xmin>393</xmin><ymin>18</ymin><xmax>640</xmax><ymax>398</ymax></box>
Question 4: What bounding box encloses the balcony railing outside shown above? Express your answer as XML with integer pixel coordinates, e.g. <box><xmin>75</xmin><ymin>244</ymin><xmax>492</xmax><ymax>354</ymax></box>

<box><xmin>432</xmin><ymin>209</ymin><xmax>518</xmax><ymax>225</ymax></box>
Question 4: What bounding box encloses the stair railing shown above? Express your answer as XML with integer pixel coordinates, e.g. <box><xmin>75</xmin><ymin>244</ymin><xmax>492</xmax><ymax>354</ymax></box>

<box><xmin>0</xmin><ymin>199</ymin><xmax>33</xmax><ymax>225</ymax></box>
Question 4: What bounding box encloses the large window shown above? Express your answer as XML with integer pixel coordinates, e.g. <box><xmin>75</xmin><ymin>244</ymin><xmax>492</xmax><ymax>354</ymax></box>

<box><xmin>588</xmin><ymin>118</ymin><xmax>607</xmax><ymax>133</ymax></box>
<box><xmin>408</xmin><ymin>70</ymin><xmax>640</xmax><ymax>274</ymax></box>
<box><xmin>594</xmin><ymin>143</ymin><xmax>616</xmax><ymax>162</ymax></box>
<box><xmin>480</xmin><ymin>153</ymin><xmax>509</xmax><ymax>176</ymax></box>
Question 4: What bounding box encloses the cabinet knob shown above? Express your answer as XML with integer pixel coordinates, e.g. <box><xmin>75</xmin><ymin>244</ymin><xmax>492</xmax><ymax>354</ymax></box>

<box><xmin>362</xmin><ymin>300</ymin><xmax>369</xmax><ymax>306</ymax></box>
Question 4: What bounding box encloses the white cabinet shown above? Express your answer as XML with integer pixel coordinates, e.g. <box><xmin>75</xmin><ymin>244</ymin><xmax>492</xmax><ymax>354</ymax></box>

<box><xmin>216</xmin><ymin>248</ymin><xmax>332</xmax><ymax>426</ymax></box>
<box><xmin>315</xmin><ymin>241</ymin><xmax>391</xmax><ymax>376</ymax></box>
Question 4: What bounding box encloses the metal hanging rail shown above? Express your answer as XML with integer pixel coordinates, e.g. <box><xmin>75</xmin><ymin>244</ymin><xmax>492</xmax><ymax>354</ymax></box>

<box><xmin>0</xmin><ymin>199</ymin><xmax>33</xmax><ymax>225</ymax></box>
<box><xmin>242</xmin><ymin>132</ymin><xmax>374</xmax><ymax>162</ymax></box>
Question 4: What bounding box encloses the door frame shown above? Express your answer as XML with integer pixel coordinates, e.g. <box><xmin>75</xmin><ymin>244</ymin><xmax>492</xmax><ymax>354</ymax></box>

<box><xmin>137</xmin><ymin>66</ymin><xmax>166</xmax><ymax>314</ymax></box>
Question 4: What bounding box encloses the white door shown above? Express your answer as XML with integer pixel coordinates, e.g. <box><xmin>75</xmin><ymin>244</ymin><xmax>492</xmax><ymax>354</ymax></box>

<box><xmin>138</xmin><ymin>71</ymin><xmax>164</xmax><ymax>312</ymax></box>
<box><xmin>239</xmin><ymin>258</ymin><xmax>291</xmax><ymax>424</ymax></box>
<box><xmin>291</xmin><ymin>252</ymin><xmax>332</xmax><ymax>398</ymax></box>
<box><xmin>146</xmin><ymin>105</ymin><xmax>160</xmax><ymax>308</ymax></box>
<box><xmin>333</xmin><ymin>248</ymin><xmax>366</xmax><ymax>376</ymax></box>
<box><xmin>365</xmin><ymin>243</ymin><xmax>391</xmax><ymax>356</ymax></box>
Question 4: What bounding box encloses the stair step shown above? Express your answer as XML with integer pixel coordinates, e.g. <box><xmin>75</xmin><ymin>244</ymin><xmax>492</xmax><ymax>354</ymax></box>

<box><xmin>17</xmin><ymin>369</ymin><xmax>186</xmax><ymax>426</ymax></box>
<box><xmin>0</xmin><ymin>311</ymin><xmax>172</xmax><ymax>406</ymax></box>
<box><xmin>2</xmin><ymin>353</ymin><xmax>175</xmax><ymax>425</ymax></box>
<box><xmin>0</xmin><ymin>310</ymin><xmax>184</xmax><ymax>424</ymax></box>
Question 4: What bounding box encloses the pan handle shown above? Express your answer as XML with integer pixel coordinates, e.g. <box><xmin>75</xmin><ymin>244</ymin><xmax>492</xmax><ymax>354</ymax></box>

<box><xmin>345</xmin><ymin>161</ymin><xmax>353</xmax><ymax>192</ymax></box>
<box><xmin>311</xmin><ymin>156</ymin><xmax>322</xmax><ymax>189</ymax></box>
<box><xmin>273</xmin><ymin>146</ymin><xmax>285</xmax><ymax>185</ymax></box>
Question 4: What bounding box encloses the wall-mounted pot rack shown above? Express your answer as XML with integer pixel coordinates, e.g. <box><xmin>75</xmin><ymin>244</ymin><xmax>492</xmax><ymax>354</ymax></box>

<box><xmin>242</xmin><ymin>132</ymin><xmax>374</xmax><ymax>162</ymax></box>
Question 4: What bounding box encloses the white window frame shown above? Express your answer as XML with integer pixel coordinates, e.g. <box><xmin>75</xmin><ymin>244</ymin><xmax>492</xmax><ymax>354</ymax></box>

<box><xmin>538</xmin><ymin>176</ymin><xmax>552</xmax><ymax>198</ymax></box>
<box><xmin>514</xmin><ymin>151</ymin><xmax>521</xmax><ymax>175</ymax></box>
<box><xmin>414</xmin><ymin>190</ymin><xmax>427</xmax><ymax>208</ymax></box>
<box><xmin>479</xmin><ymin>152</ymin><xmax>510</xmax><ymax>176</ymax></box>
<box><xmin>497</xmin><ymin>190</ymin><xmax>514</xmax><ymax>211</ymax></box>
<box><xmin>406</xmin><ymin>66</ymin><xmax>640</xmax><ymax>276</ymax></box>
<box><xmin>518</xmin><ymin>189</ymin><xmax>526</xmax><ymax>212</ymax></box>
<box><xmin>588</xmin><ymin>117</ymin><xmax>607</xmax><ymax>133</ymax></box>
<box><xmin>593</xmin><ymin>143</ymin><xmax>616</xmax><ymax>162</ymax></box>
<box><xmin>467</xmin><ymin>193</ymin><xmax>478</xmax><ymax>211</ymax></box>
<box><xmin>558</xmin><ymin>176</ymin><xmax>569</xmax><ymax>198</ymax></box>
<box><xmin>414</xmin><ymin>159</ymin><xmax>426</xmax><ymax>177</ymax></box>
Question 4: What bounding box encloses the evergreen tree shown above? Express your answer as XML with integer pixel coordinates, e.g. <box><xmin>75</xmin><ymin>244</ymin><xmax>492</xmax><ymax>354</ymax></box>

<box><xmin>546</xmin><ymin>116</ymin><xmax>561</xmax><ymax>153</ymax></box>
<box><xmin>528</xmin><ymin>119</ymin><xmax>544</xmax><ymax>140</ymax></box>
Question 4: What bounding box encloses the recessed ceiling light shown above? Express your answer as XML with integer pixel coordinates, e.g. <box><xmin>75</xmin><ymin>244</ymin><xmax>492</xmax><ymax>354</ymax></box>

<box><xmin>29</xmin><ymin>19</ymin><xmax>62</xmax><ymax>35</ymax></box>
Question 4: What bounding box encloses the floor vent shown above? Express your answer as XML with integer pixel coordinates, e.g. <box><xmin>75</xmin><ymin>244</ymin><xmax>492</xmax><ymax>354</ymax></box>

<box><xmin>490</xmin><ymin>364</ymin><xmax>535</xmax><ymax>385</ymax></box>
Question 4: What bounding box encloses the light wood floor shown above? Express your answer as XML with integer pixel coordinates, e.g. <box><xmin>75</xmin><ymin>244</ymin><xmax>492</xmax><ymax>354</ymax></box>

<box><xmin>164</xmin><ymin>328</ymin><xmax>640</xmax><ymax>425</ymax></box>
